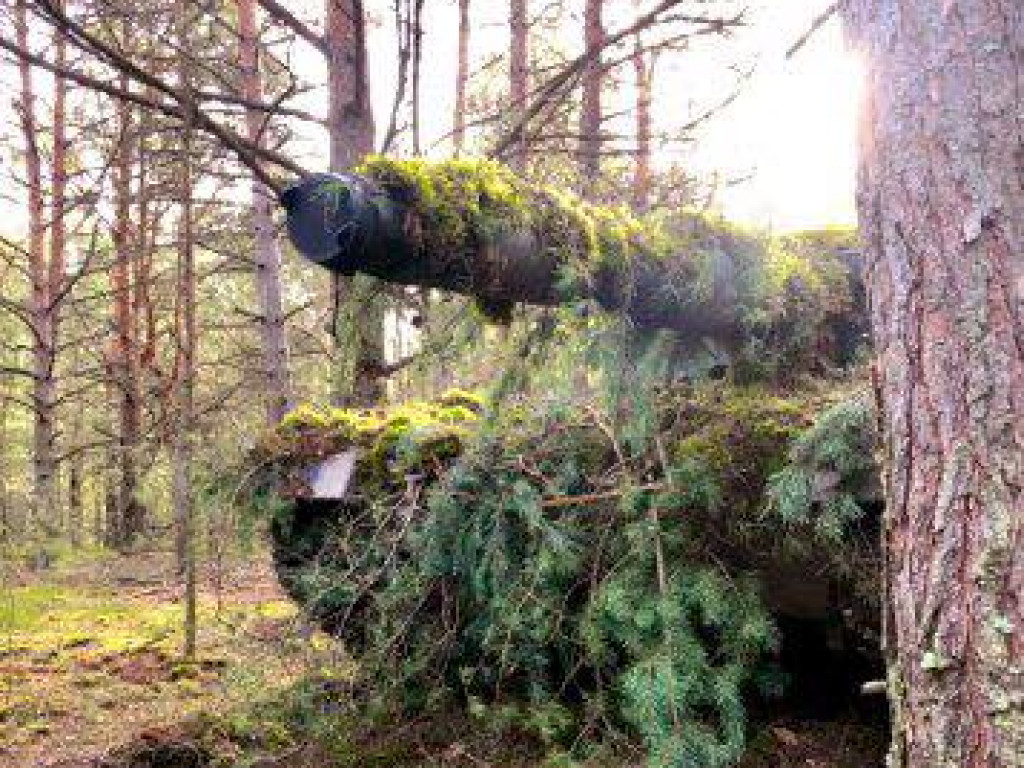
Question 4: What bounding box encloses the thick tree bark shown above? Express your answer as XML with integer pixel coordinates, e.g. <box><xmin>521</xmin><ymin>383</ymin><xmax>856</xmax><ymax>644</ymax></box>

<box><xmin>325</xmin><ymin>0</ymin><xmax>385</xmax><ymax>406</ymax></box>
<box><xmin>578</xmin><ymin>0</ymin><xmax>604</xmax><ymax>194</ymax></box>
<box><xmin>842</xmin><ymin>2</ymin><xmax>1023</xmax><ymax>765</ymax></box>
<box><xmin>237</xmin><ymin>0</ymin><xmax>292</xmax><ymax>424</ymax></box>
<box><xmin>452</xmin><ymin>0</ymin><xmax>470</xmax><ymax>156</ymax></box>
<box><xmin>508</xmin><ymin>0</ymin><xmax>528</xmax><ymax>172</ymax></box>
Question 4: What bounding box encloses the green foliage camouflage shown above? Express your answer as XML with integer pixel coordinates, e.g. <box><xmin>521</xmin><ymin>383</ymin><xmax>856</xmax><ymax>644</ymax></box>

<box><xmin>265</xmin><ymin>159</ymin><xmax>879</xmax><ymax>765</ymax></box>
<box><xmin>241</xmin><ymin>377</ymin><xmax>880</xmax><ymax>767</ymax></box>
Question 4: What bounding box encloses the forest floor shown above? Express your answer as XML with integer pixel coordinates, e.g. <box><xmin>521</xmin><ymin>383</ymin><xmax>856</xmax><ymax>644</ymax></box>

<box><xmin>1</xmin><ymin>544</ymin><xmax>887</xmax><ymax>767</ymax></box>
<box><xmin>0</xmin><ymin>544</ymin><xmax>344</xmax><ymax>767</ymax></box>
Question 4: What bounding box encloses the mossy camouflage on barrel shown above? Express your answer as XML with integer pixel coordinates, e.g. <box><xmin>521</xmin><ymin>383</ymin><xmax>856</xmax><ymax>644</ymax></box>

<box><xmin>282</xmin><ymin>158</ymin><xmax>867</xmax><ymax>365</ymax></box>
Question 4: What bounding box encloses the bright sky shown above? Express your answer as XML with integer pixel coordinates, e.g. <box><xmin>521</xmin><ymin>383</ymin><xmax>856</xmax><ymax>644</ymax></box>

<box><xmin>0</xmin><ymin>0</ymin><xmax>863</xmax><ymax>237</ymax></box>
<box><xmin>688</xmin><ymin>2</ymin><xmax>864</xmax><ymax>230</ymax></box>
<box><xmin>352</xmin><ymin>0</ymin><xmax>864</xmax><ymax>232</ymax></box>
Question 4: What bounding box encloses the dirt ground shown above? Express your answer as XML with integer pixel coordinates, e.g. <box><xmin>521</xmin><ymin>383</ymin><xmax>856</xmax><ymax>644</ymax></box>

<box><xmin>0</xmin><ymin>546</ymin><xmax>338</xmax><ymax>768</ymax></box>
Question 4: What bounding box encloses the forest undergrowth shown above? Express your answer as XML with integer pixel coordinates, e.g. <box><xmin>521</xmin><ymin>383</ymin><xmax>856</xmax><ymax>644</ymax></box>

<box><xmin>0</xmin><ymin>540</ymin><xmax>886</xmax><ymax>767</ymax></box>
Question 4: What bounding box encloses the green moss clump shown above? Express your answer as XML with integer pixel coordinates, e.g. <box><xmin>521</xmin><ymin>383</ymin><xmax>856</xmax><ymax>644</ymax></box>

<box><xmin>357</xmin><ymin>156</ymin><xmax>534</xmax><ymax>256</ymax></box>
<box><xmin>254</xmin><ymin>394</ymin><xmax>484</xmax><ymax>498</ymax></box>
<box><xmin>357</xmin><ymin>155</ymin><xmax>658</xmax><ymax>275</ymax></box>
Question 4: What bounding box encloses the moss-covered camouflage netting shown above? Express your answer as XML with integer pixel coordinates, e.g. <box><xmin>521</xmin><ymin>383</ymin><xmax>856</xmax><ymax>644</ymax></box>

<box><xmin>241</xmin><ymin>380</ymin><xmax>881</xmax><ymax>766</ymax></box>
<box><xmin>283</xmin><ymin>159</ymin><xmax>867</xmax><ymax>372</ymax></box>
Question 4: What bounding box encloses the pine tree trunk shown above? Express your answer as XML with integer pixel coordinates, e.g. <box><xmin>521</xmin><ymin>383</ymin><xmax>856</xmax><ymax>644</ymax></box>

<box><xmin>171</xmin><ymin>173</ymin><xmax>198</xmax><ymax>585</ymax></box>
<box><xmin>842</xmin><ymin>2</ymin><xmax>1023</xmax><ymax>765</ymax></box>
<box><xmin>453</xmin><ymin>0</ymin><xmax>470</xmax><ymax>156</ymax></box>
<box><xmin>326</xmin><ymin>0</ymin><xmax>374</xmax><ymax>172</ymax></box>
<box><xmin>111</xmin><ymin>77</ymin><xmax>143</xmax><ymax>549</ymax></box>
<box><xmin>411</xmin><ymin>0</ymin><xmax>424</xmax><ymax>156</ymax></box>
<box><xmin>174</xmin><ymin>11</ymin><xmax>198</xmax><ymax>657</ymax></box>
<box><xmin>66</xmin><ymin>345</ymin><xmax>84</xmax><ymax>548</ymax></box>
<box><xmin>92</xmin><ymin>487</ymin><xmax>103</xmax><ymax>547</ymax></box>
<box><xmin>16</xmin><ymin>0</ymin><xmax>58</xmax><ymax>532</ymax></box>
<box><xmin>578</xmin><ymin>0</ymin><xmax>604</xmax><ymax>194</ymax></box>
<box><xmin>0</xmin><ymin>257</ymin><xmax>8</xmax><ymax>540</ymax></box>
<box><xmin>508</xmin><ymin>0</ymin><xmax>529</xmax><ymax>172</ymax></box>
<box><xmin>326</xmin><ymin>0</ymin><xmax>385</xmax><ymax>406</ymax></box>
<box><xmin>0</xmin><ymin>383</ymin><xmax>9</xmax><ymax>540</ymax></box>
<box><xmin>50</xmin><ymin>4</ymin><xmax>68</xmax><ymax>534</ymax></box>
<box><xmin>237</xmin><ymin>0</ymin><xmax>292</xmax><ymax>424</ymax></box>
<box><xmin>68</xmin><ymin>454</ymin><xmax>82</xmax><ymax>549</ymax></box>
<box><xmin>103</xmin><ymin>460</ymin><xmax>115</xmax><ymax>547</ymax></box>
<box><xmin>631</xmin><ymin>1</ymin><xmax>651</xmax><ymax>213</ymax></box>
<box><xmin>134</xmin><ymin>93</ymin><xmax>157</xmax><ymax>389</ymax></box>
<box><xmin>49</xmin><ymin>1</ymin><xmax>67</xmax><ymax>366</ymax></box>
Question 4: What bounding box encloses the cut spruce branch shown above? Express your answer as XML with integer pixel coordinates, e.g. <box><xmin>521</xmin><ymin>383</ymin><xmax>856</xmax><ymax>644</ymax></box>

<box><xmin>245</xmin><ymin>384</ymin><xmax>882</xmax><ymax>763</ymax></box>
<box><xmin>283</xmin><ymin>158</ymin><xmax>868</xmax><ymax>370</ymax></box>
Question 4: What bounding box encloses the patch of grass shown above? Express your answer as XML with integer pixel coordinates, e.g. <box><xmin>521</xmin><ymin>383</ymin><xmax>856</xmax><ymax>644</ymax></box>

<box><xmin>1</xmin><ymin>583</ymin><xmax>194</xmax><ymax>657</ymax></box>
<box><xmin>0</xmin><ymin>553</ymin><xmax>316</xmax><ymax>766</ymax></box>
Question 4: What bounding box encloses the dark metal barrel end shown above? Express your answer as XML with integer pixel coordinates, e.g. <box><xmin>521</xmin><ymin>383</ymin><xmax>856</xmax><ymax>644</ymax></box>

<box><xmin>283</xmin><ymin>173</ymin><xmax>369</xmax><ymax>268</ymax></box>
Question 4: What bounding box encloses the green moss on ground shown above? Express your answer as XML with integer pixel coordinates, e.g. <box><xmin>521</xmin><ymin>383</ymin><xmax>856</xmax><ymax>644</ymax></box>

<box><xmin>0</xmin><ymin>552</ymin><xmax>313</xmax><ymax>767</ymax></box>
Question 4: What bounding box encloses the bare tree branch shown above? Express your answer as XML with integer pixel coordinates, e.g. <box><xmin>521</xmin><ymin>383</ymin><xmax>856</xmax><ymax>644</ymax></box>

<box><xmin>785</xmin><ymin>1</ymin><xmax>840</xmax><ymax>59</ymax></box>
<box><xmin>195</xmin><ymin>88</ymin><xmax>328</xmax><ymax>127</ymax></box>
<box><xmin>257</xmin><ymin>0</ymin><xmax>328</xmax><ymax>54</ymax></box>
<box><xmin>489</xmin><ymin>1</ymin><xmax>744</xmax><ymax>159</ymax></box>
<box><xmin>0</xmin><ymin>365</ymin><xmax>36</xmax><ymax>380</ymax></box>
<box><xmin>8</xmin><ymin>0</ymin><xmax>309</xmax><ymax>193</ymax></box>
